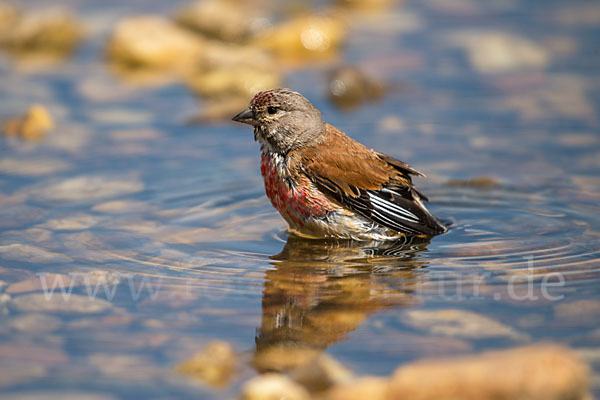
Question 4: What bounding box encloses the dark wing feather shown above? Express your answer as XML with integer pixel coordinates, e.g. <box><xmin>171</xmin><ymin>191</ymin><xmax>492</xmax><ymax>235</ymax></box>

<box><xmin>312</xmin><ymin>175</ymin><xmax>445</xmax><ymax>236</ymax></box>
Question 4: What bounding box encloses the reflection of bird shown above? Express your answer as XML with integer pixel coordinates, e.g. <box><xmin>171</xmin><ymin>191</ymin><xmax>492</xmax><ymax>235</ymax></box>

<box><xmin>253</xmin><ymin>235</ymin><xmax>429</xmax><ymax>372</ymax></box>
<box><xmin>233</xmin><ymin>88</ymin><xmax>446</xmax><ymax>240</ymax></box>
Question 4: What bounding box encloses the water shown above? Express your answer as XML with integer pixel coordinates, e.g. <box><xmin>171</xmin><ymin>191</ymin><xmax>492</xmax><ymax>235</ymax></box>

<box><xmin>1</xmin><ymin>0</ymin><xmax>599</xmax><ymax>398</ymax></box>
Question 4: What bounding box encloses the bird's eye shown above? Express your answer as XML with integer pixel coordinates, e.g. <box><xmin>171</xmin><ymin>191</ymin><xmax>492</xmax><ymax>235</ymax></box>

<box><xmin>267</xmin><ymin>106</ymin><xmax>278</xmax><ymax>115</ymax></box>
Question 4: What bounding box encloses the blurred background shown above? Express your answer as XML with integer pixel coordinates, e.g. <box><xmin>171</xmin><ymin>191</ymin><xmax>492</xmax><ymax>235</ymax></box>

<box><xmin>0</xmin><ymin>0</ymin><xmax>599</xmax><ymax>399</ymax></box>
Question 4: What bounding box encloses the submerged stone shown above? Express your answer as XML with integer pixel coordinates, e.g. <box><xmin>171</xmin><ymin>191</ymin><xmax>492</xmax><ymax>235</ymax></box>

<box><xmin>241</xmin><ymin>373</ymin><xmax>311</xmax><ymax>400</ymax></box>
<box><xmin>447</xmin><ymin>31</ymin><xmax>549</xmax><ymax>74</ymax></box>
<box><xmin>9</xmin><ymin>313</ymin><xmax>62</xmax><ymax>332</ymax></box>
<box><xmin>446</xmin><ymin>177</ymin><xmax>500</xmax><ymax>188</ymax></box>
<box><xmin>253</xmin><ymin>345</ymin><xmax>321</xmax><ymax>373</ymax></box>
<box><xmin>290</xmin><ymin>353</ymin><xmax>354</xmax><ymax>393</ymax></box>
<box><xmin>174</xmin><ymin>0</ymin><xmax>267</xmax><ymax>43</ymax></box>
<box><xmin>0</xmin><ymin>244</ymin><xmax>72</xmax><ymax>263</ymax></box>
<box><xmin>175</xmin><ymin>340</ymin><xmax>236</xmax><ymax>387</ymax></box>
<box><xmin>255</xmin><ymin>14</ymin><xmax>345</xmax><ymax>61</ymax></box>
<box><xmin>0</xmin><ymin>6</ymin><xmax>83</xmax><ymax>58</ymax></box>
<box><xmin>2</xmin><ymin>104</ymin><xmax>54</xmax><ymax>141</ymax></box>
<box><xmin>40</xmin><ymin>215</ymin><xmax>102</xmax><ymax>231</ymax></box>
<box><xmin>386</xmin><ymin>344</ymin><xmax>590</xmax><ymax>400</ymax></box>
<box><xmin>7</xmin><ymin>273</ymin><xmax>71</xmax><ymax>294</ymax></box>
<box><xmin>327</xmin><ymin>66</ymin><xmax>385</xmax><ymax>110</ymax></box>
<box><xmin>403</xmin><ymin>309</ymin><xmax>527</xmax><ymax>340</ymax></box>
<box><xmin>29</xmin><ymin>175</ymin><xmax>144</xmax><ymax>202</ymax></box>
<box><xmin>327</xmin><ymin>377</ymin><xmax>389</xmax><ymax>400</ymax></box>
<box><xmin>337</xmin><ymin>0</ymin><xmax>397</xmax><ymax>11</ymax></box>
<box><xmin>11</xmin><ymin>293</ymin><xmax>112</xmax><ymax>313</ymax></box>
<box><xmin>326</xmin><ymin>345</ymin><xmax>590</xmax><ymax>400</ymax></box>
<box><xmin>0</xmin><ymin>157</ymin><xmax>69</xmax><ymax>176</ymax></box>
<box><xmin>106</xmin><ymin>16</ymin><xmax>204</xmax><ymax>71</ymax></box>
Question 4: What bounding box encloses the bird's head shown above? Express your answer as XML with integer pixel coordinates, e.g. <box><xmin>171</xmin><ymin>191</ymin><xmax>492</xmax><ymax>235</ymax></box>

<box><xmin>232</xmin><ymin>88</ymin><xmax>325</xmax><ymax>154</ymax></box>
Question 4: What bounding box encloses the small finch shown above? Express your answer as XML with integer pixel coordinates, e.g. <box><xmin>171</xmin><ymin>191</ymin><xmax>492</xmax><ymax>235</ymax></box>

<box><xmin>233</xmin><ymin>88</ymin><xmax>446</xmax><ymax>240</ymax></box>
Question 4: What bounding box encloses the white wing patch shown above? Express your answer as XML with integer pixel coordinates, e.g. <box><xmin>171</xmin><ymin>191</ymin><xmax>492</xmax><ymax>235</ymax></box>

<box><xmin>368</xmin><ymin>193</ymin><xmax>419</xmax><ymax>222</ymax></box>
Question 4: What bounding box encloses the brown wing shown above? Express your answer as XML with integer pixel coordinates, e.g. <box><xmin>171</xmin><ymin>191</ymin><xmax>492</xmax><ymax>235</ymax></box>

<box><xmin>301</xmin><ymin>124</ymin><xmax>446</xmax><ymax>236</ymax></box>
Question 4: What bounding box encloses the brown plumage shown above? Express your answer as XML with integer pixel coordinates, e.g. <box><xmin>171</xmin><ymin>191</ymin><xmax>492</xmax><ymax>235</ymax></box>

<box><xmin>303</xmin><ymin>124</ymin><xmax>416</xmax><ymax>195</ymax></box>
<box><xmin>233</xmin><ymin>88</ymin><xmax>446</xmax><ymax>239</ymax></box>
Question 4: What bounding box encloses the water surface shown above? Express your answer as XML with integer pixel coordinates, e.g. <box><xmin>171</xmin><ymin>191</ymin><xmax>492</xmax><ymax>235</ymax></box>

<box><xmin>1</xmin><ymin>0</ymin><xmax>599</xmax><ymax>398</ymax></box>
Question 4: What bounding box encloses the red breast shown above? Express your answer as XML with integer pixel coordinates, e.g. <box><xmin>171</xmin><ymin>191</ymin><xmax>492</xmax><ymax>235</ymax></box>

<box><xmin>260</xmin><ymin>153</ymin><xmax>336</xmax><ymax>229</ymax></box>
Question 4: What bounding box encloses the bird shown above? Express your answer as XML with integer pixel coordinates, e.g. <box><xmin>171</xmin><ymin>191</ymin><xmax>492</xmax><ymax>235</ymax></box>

<box><xmin>232</xmin><ymin>88</ymin><xmax>446</xmax><ymax>240</ymax></box>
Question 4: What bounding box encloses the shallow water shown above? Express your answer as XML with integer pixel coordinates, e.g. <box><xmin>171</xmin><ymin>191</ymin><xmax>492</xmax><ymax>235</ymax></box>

<box><xmin>1</xmin><ymin>0</ymin><xmax>599</xmax><ymax>398</ymax></box>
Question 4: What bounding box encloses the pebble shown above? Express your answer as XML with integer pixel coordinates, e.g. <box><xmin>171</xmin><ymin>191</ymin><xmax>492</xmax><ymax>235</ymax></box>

<box><xmin>386</xmin><ymin>344</ymin><xmax>590</xmax><ymax>400</ymax></box>
<box><xmin>554</xmin><ymin>299</ymin><xmax>600</xmax><ymax>326</ymax></box>
<box><xmin>88</xmin><ymin>353</ymin><xmax>160</xmax><ymax>380</ymax></box>
<box><xmin>106</xmin><ymin>15</ymin><xmax>203</xmax><ymax>71</ymax></box>
<box><xmin>92</xmin><ymin>200</ymin><xmax>153</xmax><ymax>214</ymax></box>
<box><xmin>2</xmin><ymin>104</ymin><xmax>54</xmax><ymax>141</ymax></box>
<box><xmin>253</xmin><ymin>345</ymin><xmax>321</xmax><ymax>373</ymax></box>
<box><xmin>39</xmin><ymin>215</ymin><xmax>102</xmax><ymax>231</ymax></box>
<box><xmin>11</xmin><ymin>293</ymin><xmax>112</xmax><ymax>313</ymax></box>
<box><xmin>325</xmin><ymin>344</ymin><xmax>590</xmax><ymax>400</ymax></box>
<box><xmin>291</xmin><ymin>353</ymin><xmax>354</xmax><ymax>393</ymax></box>
<box><xmin>8</xmin><ymin>270</ymin><xmax>122</xmax><ymax>297</ymax></box>
<box><xmin>29</xmin><ymin>175</ymin><xmax>144</xmax><ymax>202</ymax></box>
<box><xmin>240</xmin><ymin>373</ymin><xmax>311</xmax><ymax>400</ymax></box>
<box><xmin>9</xmin><ymin>313</ymin><xmax>62</xmax><ymax>332</ymax></box>
<box><xmin>378</xmin><ymin>115</ymin><xmax>406</xmax><ymax>134</ymax></box>
<box><xmin>175</xmin><ymin>340</ymin><xmax>236</xmax><ymax>387</ymax></box>
<box><xmin>0</xmin><ymin>7</ymin><xmax>83</xmax><ymax>58</ymax></box>
<box><xmin>0</xmin><ymin>3</ymin><xmax>18</xmax><ymax>33</ymax></box>
<box><xmin>0</xmin><ymin>244</ymin><xmax>72</xmax><ymax>263</ymax></box>
<box><xmin>255</xmin><ymin>14</ymin><xmax>345</xmax><ymax>60</ymax></box>
<box><xmin>0</xmin><ymin>157</ymin><xmax>69</xmax><ymax>176</ymax></box>
<box><xmin>447</xmin><ymin>31</ymin><xmax>549</xmax><ymax>74</ymax></box>
<box><xmin>327</xmin><ymin>66</ymin><xmax>385</xmax><ymax>109</ymax></box>
<box><xmin>108</xmin><ymin>128</ymin><xmax>163</xmax><ymax>141</ymax></box>
<box><xmin>174</xmin><ymin>0</ymin><xmax>267</xmax><ymax>43</ymax></box>
<box><xmin>72</xmin><ymin>269</ymin><xmax>122</xmax><ymax>288</ymax></box>
<box><xmin>403</xmin><ymin>309</ymin><xmax>527</xmax><ymax>340</ymax></box>
<box><xmin>326</xmin><ymin>377</ymin><xmax>389</xmax><ymax>400</ymax></box>
<box><xmin>338</xmin><ymin>0</ymin><xmax>395</xmax><ymax>11</ymax></box>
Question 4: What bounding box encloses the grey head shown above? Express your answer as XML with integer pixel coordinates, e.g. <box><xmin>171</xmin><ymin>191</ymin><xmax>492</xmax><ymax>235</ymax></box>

<box><xmin>232</xmin><ymin>88</ymin><xmax>326</xmax><ymax>154</ymax></box>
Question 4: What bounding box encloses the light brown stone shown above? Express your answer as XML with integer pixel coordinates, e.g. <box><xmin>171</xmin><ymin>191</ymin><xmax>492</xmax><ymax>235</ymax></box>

<box><xmin>106</xmin><ymin>16</ymin><xmax>203</xmax><ymax>71</ymax></box>
<box><xmin>241</xmin><ymin>373</ymin><xmax>311</xmax><ymax>400</ymax></box>
<box><xmin>175</xmin><ymin>340</ymin><xmax>236</xmax><ymax>387</ymax></box>
<box><xmin>291</xmin><ymin>353</ymin><xmax>354</xmax><ymax>393</ymax></box>
<box><xmin>255</xmin><ymin>15</ymin><xmax>345</xmax><ymax>60</ymax></box>
<box><xmin>327</xmin><ymin>377</ymin><xmax>388</xmax><ymax>400</ymax></box>
<box><xmin>2</xmin><ymin>104</ymin><xmax>53</xmax><ymax>141</ymax></box>
<box><xmin>386</xmin><ymin>344</ymin><xmax>590</xmax><ymax>400</ymax></box>
<box><xmin>403</xmin><ymin>309</ymin><xmax>527</xmax><ymax>340</ymax></box>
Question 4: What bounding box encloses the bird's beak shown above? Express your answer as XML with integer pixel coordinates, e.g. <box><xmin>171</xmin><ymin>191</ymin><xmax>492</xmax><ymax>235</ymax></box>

<box><xmin>232</xmin><ymin>107</ymin><xmax>257</xmax><ymax>126</ymax></box>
